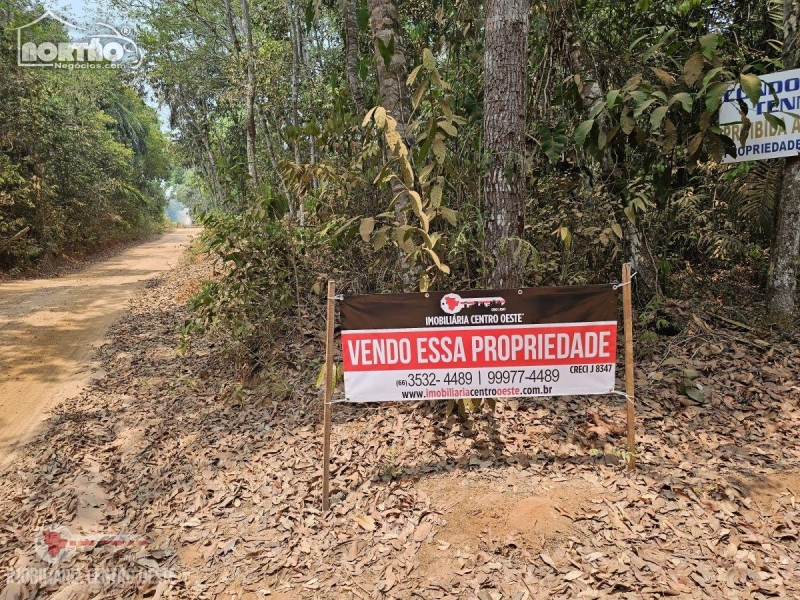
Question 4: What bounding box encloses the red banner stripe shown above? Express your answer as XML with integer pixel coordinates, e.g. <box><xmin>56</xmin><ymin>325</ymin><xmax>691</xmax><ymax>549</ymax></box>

<box><xmin>342</xmin><ymin>323</ymin><xmax>617</xmax><ymax>372</ymax></box>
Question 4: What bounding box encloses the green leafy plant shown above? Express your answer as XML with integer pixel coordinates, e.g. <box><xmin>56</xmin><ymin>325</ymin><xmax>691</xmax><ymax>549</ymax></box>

<box><xmin>180</xmin><ymin>196</ymin><xmax>332</xmax><ymax>376</ymax></box>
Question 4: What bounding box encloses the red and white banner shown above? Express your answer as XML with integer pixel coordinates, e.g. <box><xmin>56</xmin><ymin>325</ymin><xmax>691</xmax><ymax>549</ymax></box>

<box><xmin>340</xmin><ymin>286</ymin><xmax>618</xmax><ymax>402</ymax></box>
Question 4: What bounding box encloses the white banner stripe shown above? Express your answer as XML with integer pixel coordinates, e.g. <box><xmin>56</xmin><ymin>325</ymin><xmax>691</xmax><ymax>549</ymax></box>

<box><xmin>343</xmin><ymin>365</ymin><xmax>616</xmax><ymax>403</ymax></box>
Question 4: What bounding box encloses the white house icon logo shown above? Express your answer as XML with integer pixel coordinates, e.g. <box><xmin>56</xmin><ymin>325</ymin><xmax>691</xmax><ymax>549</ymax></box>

<box><xmin>17</xmin><ymin>11</ymin><xmax>143</xmax><ymax>70</ymax></box>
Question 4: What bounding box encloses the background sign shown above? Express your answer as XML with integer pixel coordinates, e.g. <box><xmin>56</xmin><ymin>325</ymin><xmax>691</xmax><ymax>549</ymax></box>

<box><xmin>340</xmin><ymin>286</ymin><xmax>618</xmax><ymax>402</ymax></box>
<box><xmin>720</xmin><ymin>68</ymin><xmax>800</xmax><ymax>163</ymax></box>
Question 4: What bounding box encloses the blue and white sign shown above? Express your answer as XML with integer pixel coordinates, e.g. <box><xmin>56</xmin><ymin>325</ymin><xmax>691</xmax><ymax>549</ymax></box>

<box><xmin>720</xmin><ymin>69</ymin><xmax>800</xmax><ymax>163</ymax></box>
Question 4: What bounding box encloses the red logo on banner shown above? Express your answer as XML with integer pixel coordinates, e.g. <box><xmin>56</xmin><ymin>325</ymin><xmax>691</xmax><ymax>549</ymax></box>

<box><xmin>440</xmin><ymin>293</ymin><xmax>506</xmax><ymax>315</ymax></box>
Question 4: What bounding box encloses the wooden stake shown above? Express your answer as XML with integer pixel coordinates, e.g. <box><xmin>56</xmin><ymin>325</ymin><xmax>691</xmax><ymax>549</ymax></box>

<box><xmin>621</xmin><ymin>263</ymin><xmax>636</xmax><ymax>470</ymax></box>
<box><xmin>322</xmin><ymin>280</ymin><xmax>336</xmax><ymax>511</ymax></box>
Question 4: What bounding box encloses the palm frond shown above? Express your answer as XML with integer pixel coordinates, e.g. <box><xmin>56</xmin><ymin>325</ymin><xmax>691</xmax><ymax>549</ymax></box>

<box><xmin>720</xmin><ymin>160</ymin><xmax>780</xmax><ymax>241</ymax></box>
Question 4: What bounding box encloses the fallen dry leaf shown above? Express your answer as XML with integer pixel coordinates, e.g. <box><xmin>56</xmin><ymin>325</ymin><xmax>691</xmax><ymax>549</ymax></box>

<box><xmin>354</xmin><ymin>515</ymin><xmax>376</xmax><ymax>532</ymax></box>
<box><xmin>413</xmin><ymin>521</ymin><xmax>432</xmax><ymax>542</ymax></box>
<box><xmin>0</xmin><ymin>253</ymin><xmax>798</xmax><ymax>600</ymax></box>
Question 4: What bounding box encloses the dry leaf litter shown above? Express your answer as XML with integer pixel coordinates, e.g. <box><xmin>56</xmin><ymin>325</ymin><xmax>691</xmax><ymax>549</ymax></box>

<box><xmin>1</xmin><ymin>255</ymin><xmax>799</xmax><ymax>599</ymax></box>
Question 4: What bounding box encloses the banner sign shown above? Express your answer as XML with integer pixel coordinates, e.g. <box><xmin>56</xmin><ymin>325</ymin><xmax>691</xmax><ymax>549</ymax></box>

<box><xmin>340</xmin><ymin>285</ymin><xmax>618</xmax><ymax>402</ymax></box>
<box><xmin>720</xmin><ymin>68</ymin><xmax>800</xmax><ymax>163</ymax></box>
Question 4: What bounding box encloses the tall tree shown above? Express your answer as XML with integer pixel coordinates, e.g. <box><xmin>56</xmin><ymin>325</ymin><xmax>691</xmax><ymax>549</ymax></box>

<box><xmin>368</xmin><ymin>0</ymin><xmax>417</xmax><ymax>288</ymax></box>
<box><xmin>768</xmin><ymin>0</ymin><xmax>800</xmax><ymax>319</ymax></box>
<box><xmin>367</xmin><ymin>0</ymin><xmax>411</xmax><ymax>140</ymax></box>
<box><xmin>286</xmin><ymin>0</ymin><xmax>306</xmax><ymax>223</ymax></box>
<box><xmin>344</xmin><ymin>0</ymin><xmax>366</xmax><ymax>114</ymax></box>
<box><xmin>241</xmin><ymin>0</ymin><xmax>260</xmax><ymax>188</ymax></box>
<box><xmin>287</xmin><ymin>0</ymin><xmax>303</xmax><ymax>168</ymax></box>
<box><xmin>483</xmin><ymin>0</ymin><xmax>530</xmax><ymax>288</ymax></box>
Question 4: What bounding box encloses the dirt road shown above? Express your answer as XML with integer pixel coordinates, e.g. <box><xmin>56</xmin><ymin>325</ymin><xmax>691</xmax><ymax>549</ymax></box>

<box><xmin>0</xmin><ymin>228</ymin><xmax>200</xmax><ymax>468</ymax></box>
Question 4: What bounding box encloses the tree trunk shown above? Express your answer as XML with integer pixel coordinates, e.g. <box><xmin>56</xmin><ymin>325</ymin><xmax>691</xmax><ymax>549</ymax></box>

<box><xmin>284</xmin><ymin>0</ymin><xmax>306</xmax><ymax>222</ymax></box>
<box><xmin>768</xmin><ymin>0</ymin><xmax>800</xmax><ymax>319</ymax></box>
<box><xmin>344</xmin><ymin>0</ymin><xmax>367</xmax><ymax>114</ymax></box>
<box><xmin>197</xmin><ymin>125</ymin><xmax>223</xmax><ymax>208</ymax></box>
<box><xmin>623</xmin><ymin>220</ymin><xmax>659</xmax><ymax>297</ymax></box>
<box><xmin>287</xmin><ymin>0</ymin><xmax>302</xmax><ymax>168</ymax></box>
<box><xmin>223</xmin><ymin>0</ymin><xmax>241</xmax><ymax>55</ymax></box>
<box><xmin>567</xmin><ymin>23</ymin><xmax>602</xmax><ymax>112</ymax></box>
<box><xmin>769</xmin><ymin>157</ymin><xmax>800</xmax><ymax>318</ymax></box>
<box><xmin>483</xmin><ymin>0</ymin><xmax>529</xmax><ymax>289</ymax></box>
<box><xmin>367</xmin><ymin>0</ymin><xmax>418</xmax><ymax>289</ymax></box>
<box><xmin>367</xmin><ymin>0</ymin><xmax>411</xmax><ymax>145</ymax></box>
<box><xmin>257</xmin><ymin>105</ymin><xmax>292</xmax><ymax>206</ymax></box>
<box><xmin>241</xmin><ymin>0</ymin><xmax>259</xmax><ymax>189</ymax></box>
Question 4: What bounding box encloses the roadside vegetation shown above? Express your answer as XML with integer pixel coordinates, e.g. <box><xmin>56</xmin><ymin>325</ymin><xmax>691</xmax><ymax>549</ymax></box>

<box><xmin>2</xmin><ymin>1</ymin><xmax>800</xmax><ymax>598</ymax></box>
<box><xmin>0</xmin><ymin>7</ymin><xmax>171</xmax><ymax>273</ymax></box>
<box><xmin>117</xmin><ymin>0</ymin><xmax>800</xmax><ymax>372</ymax></box>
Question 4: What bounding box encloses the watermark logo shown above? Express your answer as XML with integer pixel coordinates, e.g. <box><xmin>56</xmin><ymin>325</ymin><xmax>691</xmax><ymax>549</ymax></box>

<box><xmin>440</xmin><ymin>293</ymin><xmax>506</xmax><ymax>315</ymax></box>
<box><xmin>6</xmin><ymin>565</ymin><xmax>176</xmax><ymax>587</ymax></box>
<box><xmin>34</xmin><ymin>525</ymin><xmax>148</xmax><ymax>564</ymax></box>
<box><xmin>4</xmin><ymin>526</ymin><xmax>170</xmax><ymax>588</ymax></box>
<box><xmin>17</xmin><ymin>11</ymin><xmax>143</xmax><ymax>70</ymax></box>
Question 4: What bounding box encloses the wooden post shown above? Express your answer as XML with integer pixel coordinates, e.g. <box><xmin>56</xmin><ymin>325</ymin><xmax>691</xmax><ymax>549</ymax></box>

<box><xmin>621</xmin><ymin>263</ymin><xmax>636</xmax><ymax>470</ymax></box>
<box><xmin>322</xmin><ymin>280</ymin><xmax>336</xmax><ymax>511</ymax></box>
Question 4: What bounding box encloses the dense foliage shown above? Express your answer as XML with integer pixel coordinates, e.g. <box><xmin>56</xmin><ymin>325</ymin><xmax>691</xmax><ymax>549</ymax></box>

<box><xmin>117</xmin><ymin>0</ymin><xmax>800</xmax><ymax>366</ymax></box>
<box><xmin>0</xmin><ymin>4</ymin><xmax>171</xmax><ymax>271</ymax></box>
<box><xmin>0</xmin><ymin>0</ymin><xmax>791</xmax><ymax>371</ymax></box>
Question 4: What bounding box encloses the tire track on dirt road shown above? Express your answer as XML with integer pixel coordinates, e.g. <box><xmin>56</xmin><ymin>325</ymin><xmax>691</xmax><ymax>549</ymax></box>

<box><xmin>0</xmin><ymin>228</ymin><xmax>201</xmax><ymax>469</ymax></box>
